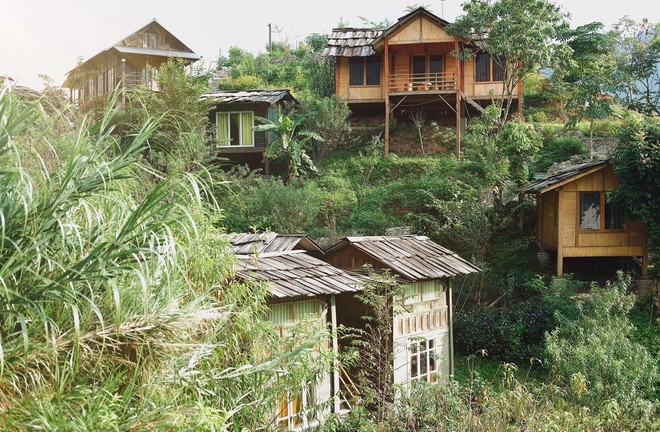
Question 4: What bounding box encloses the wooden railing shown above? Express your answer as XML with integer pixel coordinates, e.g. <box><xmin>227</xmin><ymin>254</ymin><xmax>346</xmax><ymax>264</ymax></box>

<box><xmin>389</xmin><ymin>72</ymin><xmax>456</xmax><ymax>94</ymax></box>
<box><xmin>338</xmin><ymin>364</ymin><xmax>359</xmax><ymax>413</ymax></box>
<box><xmin>123</xmin><ymin>72</ymin><xmax>159</xmax><ymax>91</ymax></box>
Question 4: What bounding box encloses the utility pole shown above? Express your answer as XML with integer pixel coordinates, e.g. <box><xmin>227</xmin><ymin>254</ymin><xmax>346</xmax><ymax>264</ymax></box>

<box><xmin>268</xmin><ymin>23</ymin><xmax>272</xmax><ymax>53</ymax></box>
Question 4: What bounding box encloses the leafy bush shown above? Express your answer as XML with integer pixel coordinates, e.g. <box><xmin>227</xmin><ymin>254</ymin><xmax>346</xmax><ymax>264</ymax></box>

<box><xmin>454</xmin><ymin>297</ymin><xmax>555</xmax><ymax>364</ymax></box>
<box><xmin>531</xmin><ymin>135</ymin><xmax>587</xmax><ymax>175</ymax></box>
<box><xmin>546</xmin><ymin>273</ymin><xmax>659</xmax><ymax>409</ymax></box>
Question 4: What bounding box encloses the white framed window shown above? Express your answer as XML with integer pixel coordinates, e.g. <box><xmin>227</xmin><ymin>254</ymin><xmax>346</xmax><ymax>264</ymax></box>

<box><xmin>269</xmin><ymin>300</ymin><xmax>323</xmax><ymax>338</ymax></box>
<box><xmin>216</xmin><ymin>111</ymin><xmax>254</xmax><ymax>147</ymax></box>
<box><xmin>409</xmin><ymin>336</ymin><xmax>438</xmax><ymax>383</ymax></box>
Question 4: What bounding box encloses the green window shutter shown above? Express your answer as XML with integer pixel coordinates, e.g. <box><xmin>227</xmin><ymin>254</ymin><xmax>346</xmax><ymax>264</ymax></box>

<box><xmin>241</xmin><ymin>112</ymin><xmax>253</xmax><ymax>146</ymax></box>
<box><xmin>270</xmin><ymin>303</ymin><xmax>294</xmax><ymax>325</ymax></box>
<box><xmin>295</xmin><ymin>300</ymin><xmax>320</xmax><ymax>319</ymax></box>
<box><xmin>216</xmin><ymin>113</ymin><xmax>229</xmax><ymax>146</ymax></box>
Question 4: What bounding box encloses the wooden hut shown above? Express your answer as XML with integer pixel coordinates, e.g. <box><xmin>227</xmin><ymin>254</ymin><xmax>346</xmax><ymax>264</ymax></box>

<box><xmin>200</xmin><ymin>89</ymin><xmax>295</xmax><ymax>173</ymax></box>
<box><xmin>523</xmin><ymin>159</ymin><xmax>648</xmax><ymax>277</ymax></box>
<box><xmin>63</xmin><ymin>19</ymin><xmax>200</xmax><ymax>107</ymax></box>
<box><xmin>324</xmin><ymin>236</ymin><xmax>480</xmax><ymax>390</ymax></box>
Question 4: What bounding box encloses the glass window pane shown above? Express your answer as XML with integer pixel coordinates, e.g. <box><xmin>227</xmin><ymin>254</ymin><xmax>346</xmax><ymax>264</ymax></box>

<box><xmin>366</xmin><ymin>56</ymin><xmax>381</xmax><ymax>85</ymax></box>
<box><xmin>413</xmin><ymin>56</ymin><xmax>426</xmax><ymax>82</ymax></box>
<box><xmin>229</xmin><ymin>113</ymin><xmax>240</xmax><ymax>146</ymax></box>
<box><xmin>410</xmin><ymin>351</ymin><xmax>418</xmax><ymax>377</ymax></box>
<box><xmin>580</xmin><ymin>193</ymin><xmax>601</xmax><ymax>230</ymax></box>
<box><xmin>216</xmin><ymin>113</ymin><xmax>229</xmax><ymax>146</ymax></box>
<box><xmin>476</xmin><ymin>52</ymin><xmax>491</xmax><ymax>82</ymax></box>
<box><xmin>349</xmin><ymin>58</ymin><xmax>364</xmax><ymax>86</ymax></box>
<box><xmin>492</xmin><ymin>55</ymin><xmax>506</xmax><ymax>82</ymax></box>
<box><xmin>605</xmin><ymin>200</ymin><xmax>625</xmax><ymax>229</ymax></box>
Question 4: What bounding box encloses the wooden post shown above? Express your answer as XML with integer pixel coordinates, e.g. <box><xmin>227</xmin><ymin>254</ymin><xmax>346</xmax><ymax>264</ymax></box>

<box><xmin>447</xmin><ymin>279</ymin><xmax>454</xmax><ymax>378</ymax></box>
<box><xmin>330</xmin><ymin>294</ymin><xmax>340</xmax><ymax>413</ymax></box>
<box><xmin>120</xmin><ymin>58</ymin><xmax>126</xmax><ymax>104</ymax></box>
<box><xmin>384</xmin><ymin>38</ymin><xmax>390</xmax><ymax>158</ymax></box>
<box><xmin>557</xmin><ymin>190</ymin><xmax>564</xmax><ymax>277</ymax></box>
<box><xmin>454</xmin><ymin>37</ymin><xmax>461</xmax><ymax>159</ymax></box>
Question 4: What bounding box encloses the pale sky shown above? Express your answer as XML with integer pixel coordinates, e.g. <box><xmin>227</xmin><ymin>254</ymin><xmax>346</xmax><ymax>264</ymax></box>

<box><xmin>1</xmin><ymin>0</ymin><xmax>659</xmax><ymax>90</ymax></box>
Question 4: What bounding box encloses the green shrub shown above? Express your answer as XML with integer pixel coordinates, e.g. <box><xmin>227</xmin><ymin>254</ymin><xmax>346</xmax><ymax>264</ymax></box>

<box><xmin>531</xmin><ymin>135</ymin><xmax>587</xmax><ymax>175</ymax></box>
<box><xmin>546</xmin><ymin>273</ymin><xmax>659</xmax><ymax>409</ymax></box>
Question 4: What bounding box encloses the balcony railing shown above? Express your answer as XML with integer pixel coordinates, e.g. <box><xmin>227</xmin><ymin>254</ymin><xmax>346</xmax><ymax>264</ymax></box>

<box><xmin>389</xmin><ymin>72</ymin><xmax>456</xmax><ymax>94</ymax></box>
<box><xmin>123</xmin><ymin>72</ymin><xmax>159</xmax><ymax>91</ymax></box>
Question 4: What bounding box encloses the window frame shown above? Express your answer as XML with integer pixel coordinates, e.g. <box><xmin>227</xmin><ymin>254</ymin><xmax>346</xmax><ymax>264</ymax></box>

<box><xmin>577</xmin><ymin>192</ymin><xmax>626</xmax><ymax>232</ymax></box>
<box><xmin>276</xmin><ymin>384</ymin><xmax>317</xmax><ymax>430</ymax></box>
<box><xmin>215</xmin><ymin>111</ymin><xmax>255</xmax><ymax>148</ymax></box>
<box><xmin>348</xmin><ymin>56</ymin><xmax>381</xmax><ymax>87</ymax></box>
<box><xmin>475</xmin><ymin>52</ymin><xmax>507</xmax><ymax>83</ymax></box>
<box><xmin>408</xmin><ymin>336</ymin><xmax>439</xmax><ymax>383</ymax></box>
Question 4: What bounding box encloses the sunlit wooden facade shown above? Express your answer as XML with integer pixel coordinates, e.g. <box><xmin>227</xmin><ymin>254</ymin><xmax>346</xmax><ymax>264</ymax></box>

<box><xmin>63</xmin><ymin>20</ymin><xmax>200</xmax><ymax>107</ymax></box>
<box><xmin>324</xmin><ymin>7</ymin><xmax>521</xmax><ymax>157</ymax></box>
<box><xmin>524</xmin><ymin>160</ymin><xmax>648</xmax><ymax>277</ymax></box>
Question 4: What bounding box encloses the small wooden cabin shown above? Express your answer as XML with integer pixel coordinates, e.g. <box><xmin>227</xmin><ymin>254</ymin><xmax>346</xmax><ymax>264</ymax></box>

<box><xmin>323</xmin><ymin>7</ymin><xmax>521</xmax><ymax>156</ymax></box>
<box><xmin>201</xmin><ymin>89</ymin><xmax>295</xmax><ymax>173</ymax></box>
<box><xmin>324</xmin><ymin>236</ymin><xmax>480</xmax><ymax>390</ymax></box>
<box><xmin>63</xmin><ymin>19</ymin><xmax>200</xmax><ymax>107</ymax></box>
<box><xmin>523</xmin><ymin>159</ymin><xmax>648</xmax><ymax>277</ymax></box>
<box><xmin>234</xmin><ymin>250</ymin><xmax>362</xmax><ymax>429</ymax></box>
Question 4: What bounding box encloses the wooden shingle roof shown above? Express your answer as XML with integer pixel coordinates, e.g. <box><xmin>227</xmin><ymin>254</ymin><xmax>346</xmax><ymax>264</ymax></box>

<box><xmin>323</xmin><ymin>28</ymin><xmax>384</xmax><ymax>57</ymax></box>
<box><xmin>522</xmin><ymin>159</ymin><xmax>610</xmax><ymax>194</ymax></box>
<box><xmin>235</xmin><ymin>251</ymin><xmax>362</xmax><ymax>298</ymax></box>
<box><xmin>223</xmin><ymin>232</ymin><xmax>323</xmax><ymax>255</ymax></box>
<box><xmin>200</xmin><ymin>89</ymin><xmax>294</xmax><ymax>105</ymax></box>
<box><xmin>326</xmin><ymin>236</ymin><xmax>480</xmax><ymax>280</ymax></box>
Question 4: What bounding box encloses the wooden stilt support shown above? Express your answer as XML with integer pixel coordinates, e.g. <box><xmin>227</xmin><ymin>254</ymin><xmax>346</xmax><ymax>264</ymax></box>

<box><xmin>384</xmin><ymin>37</ymin><xmax>390</xmax><ymax>158</ymax></box>
<box><xmin>454</xmin><ymin>37</ymin><xmax>461</xmax><ymax>159</ymax></box>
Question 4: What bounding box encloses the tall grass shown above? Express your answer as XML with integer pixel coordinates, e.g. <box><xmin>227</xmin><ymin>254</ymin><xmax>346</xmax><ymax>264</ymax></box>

<box><xmin>0</xmin><ymin>86</ymin><xmax>330</xmax><ymax>431</ymax></box>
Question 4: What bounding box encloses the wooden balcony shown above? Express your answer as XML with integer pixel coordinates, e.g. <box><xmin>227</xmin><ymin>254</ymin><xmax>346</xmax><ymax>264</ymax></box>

<box><xmin>123</xmin><ymin>72</ymin><xmax>159</xmax><ymax>91</ymax></box>
<box><xmin>389</xmin><ymin>72</ymin><xmax>456</xmax><ymax>95</ymax></box>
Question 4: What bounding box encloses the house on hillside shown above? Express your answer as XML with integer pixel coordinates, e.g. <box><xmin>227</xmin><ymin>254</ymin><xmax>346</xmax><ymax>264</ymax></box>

<box><xmin>233</xmin><ymin>250</ymin><xmax>362</xmax><ymax>430</ymax></box>
<box><xmin>323</xmin><ymin>7</ymin><xmax>522</xmax><ymax>157</ymax></box>
<box><xmin>63</xmin><ymin>19</ymin><xmax>200</xmax><ymax>107</ymax></box>
<box><xmin>324</xmin><ymin>236</ymin><xmax>480</xmax><ymax>391</ymax></box>
<box><xmin>201</xmin><ymin>89</ymin><xmax>295</xmax><ymax>172</ymax></box>
<box><xmin>523</xmin><ymin>159</ymin><xmax>648</xmax><ymax>277</ymax></box>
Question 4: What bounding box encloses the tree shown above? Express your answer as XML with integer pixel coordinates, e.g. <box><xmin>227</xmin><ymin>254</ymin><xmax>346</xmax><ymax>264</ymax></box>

<box><xmin>119</xmin><ymin>58</ymin><xmax>212</xmax><ymax>174</ymax></box>
<box><xmin>555</xmin><ymin>22</ymin><xmax>617</xmax><ymax>159</ymax></box>
<box><xmin>447</xmin><ymin>0</ymin><xmax>571</xmax><ymax>122</ymax></box>
<box><xmin>610</xmin><ymin>113</ymin><xmax>660</xmax><ymax>267</ymax></box>
<box><xmin>255</xmin><ymin>114</ymin><xmax>321</xmax><ymax>184</ymax></box>
<box><xmin>612</xmin><ymin>18</ymin><xmax>660</xmax><ymax>115</ymax></box>
<box><xmin>292</xmin><ymin>96</ymin><xmax>352</xmax><ymax>165</ymax></box>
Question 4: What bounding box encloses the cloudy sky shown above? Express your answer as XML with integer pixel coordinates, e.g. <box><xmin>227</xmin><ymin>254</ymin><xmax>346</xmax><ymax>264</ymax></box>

<box><xmin>1</xmin><ymin>0</ymin><xmax>658</xmax><ymax>89</ymax></box>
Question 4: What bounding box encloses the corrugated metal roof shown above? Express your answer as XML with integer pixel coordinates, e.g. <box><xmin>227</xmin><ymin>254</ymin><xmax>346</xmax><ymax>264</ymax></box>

<box><xmin>327</xmin><ymin>236</ymin><xmax>480</xmax><ymax>280</ymax></box>
<box><xmin>235</xmin><ymin>251</ymin><xmax>362</xmax><ymax>298</ymax></box>
<box><xmin>222</xmin><ymin>232</ymin><xmax>322</xmax><ymax>255</ymax></box>
<box><xmin>322</xmin><ymin>28</ymin><xmax>384</xmax><ymax>57</ymax></box>
<box><xmin>200</xmin><ymin>89</ymin><xmax>295</xmax><ymax>105</ymax></box>
<box><xmin>522</xmin><ymin>159</ymin><xmax>610</xmax><ymax>194</ymax></box>
<box><xmin>113</xmin><ymin>45</ymin><xmax>200</xmax><ymax>60</ymax></box>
